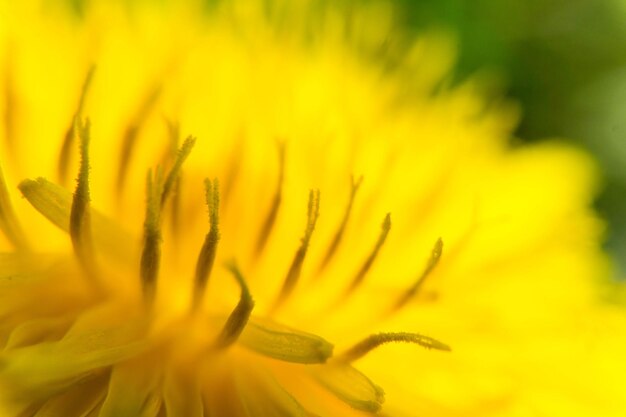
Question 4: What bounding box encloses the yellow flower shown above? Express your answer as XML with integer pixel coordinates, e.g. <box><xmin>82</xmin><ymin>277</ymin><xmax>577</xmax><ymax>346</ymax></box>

<box><xmin>1</xmin><ymin>0</ymin><xmax>625</xmax><ymax>416</ymax></box>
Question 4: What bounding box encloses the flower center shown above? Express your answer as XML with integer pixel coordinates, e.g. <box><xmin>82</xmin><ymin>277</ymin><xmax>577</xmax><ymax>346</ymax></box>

<box><xmin>3</xmin><ymin>64</ymin><xmax>453</xmax><ymax>415</ymax></box>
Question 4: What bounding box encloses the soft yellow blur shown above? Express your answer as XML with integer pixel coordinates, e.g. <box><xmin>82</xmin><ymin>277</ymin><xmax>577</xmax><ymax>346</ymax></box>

<box><xmin>1</xmin><ymin>0</ymin><xmax>624</xmax><ymax>416</ymax></box>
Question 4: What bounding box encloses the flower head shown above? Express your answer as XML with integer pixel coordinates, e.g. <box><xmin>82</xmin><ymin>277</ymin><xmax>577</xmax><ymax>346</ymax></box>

<box><xmin>0</xmin><ymin>1</ymin><xmax>625</xmax><ymax>416</ymax></box>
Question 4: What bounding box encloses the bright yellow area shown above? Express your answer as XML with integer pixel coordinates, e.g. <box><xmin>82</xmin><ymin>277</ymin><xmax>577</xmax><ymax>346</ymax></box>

<box><xmin>0</xmin><ymin>0</ymin><xmax>624</xmax><ymax>416</ymax></box>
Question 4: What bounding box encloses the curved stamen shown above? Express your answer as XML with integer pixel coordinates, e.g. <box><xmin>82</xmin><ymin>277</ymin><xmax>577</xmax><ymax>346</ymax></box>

<box><xmin>344</xmin><ymin>213</ymin><xmax>391</xmax><ymax>294</ymax></box>
<box><xmin>140</xmin><ymin>168</ymin><xmax>164</xmax><ymax>305</ymax></box>
<box><xmin>58</xmin><ymin>65</ymin><xmax>95</xmax><ymax>185</ymax></box>
<box><xmin>70</xmin><ymin>117</ymin><xmax>100</xmax><ymax>286</ymax></box>
<box><xmin>160</xmin><ymin>135</ymin><xmax>195</xmax><ymax>208</ymax></box>
<box><xmin>392</xmin><ymin>238</ymin><xmax>443</xmax><ymax>311</ymax></box>
<box><xmin>339</xmin><ymin>332</ymin><xmax>451</xmax><ymax>363</ymax></box>
<box><xmin>116</xmin><ymin>85</ymin><xmax>161</xmax><ymax>194</ymax></box>
<box><xmin>164</xmin><ymin>121</ymin><xmax>183</xmax><ymax>238</ymax></box>
<box><xmin>141</xmin><ymin>136</ymin><xmax>195</xmax><ymax>305</ymax></box>
<box><xmin>254</xmin><ymin>142</ymin><xmax>285</xmax><ymax>258</ymax></box>
<box><xmin>271</xmin><ymin>189</ymin><xmax>320</xmax><ymax>313</ymax></box>
<box><xmin>215</xmin><ymin>262</ymin><xmax>255</xmax><ymax>348</ymax></box>
<box><xmin>317</xmin><ymin>175</ymin><xmax>363</xmax><ymax>273</ymax></box>
<box><xmin>192</xmin><ymin>178</ymin><xmax>220</xmax><ymax>312</ymax></box>
<box><xmin>220</xmin><ymin>134</ymin><xmax>243</xmax><ymax>207</ymax></box>
<box><xmin>160</xmin><ymin>121</ymin><xmax>185</xmax><ymax>239</ymax></box>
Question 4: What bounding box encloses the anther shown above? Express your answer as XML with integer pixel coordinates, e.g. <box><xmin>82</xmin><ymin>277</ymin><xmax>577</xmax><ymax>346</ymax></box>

<box><xmin>70</xmin><ymin>117</ymin><xmax>100</xmax><ymax>284</ymax></box>
<box><xmin>140</xmin><ymin>168</ymin><xmax>164</xmax><ymax>305</ymax></box>
<box><xmin>254</xmin><ymin>142</ymin><xmax>285</xmax><ymax>258</ymax></box>
<box><xmin>116</xmin><ymin>85</ymin><xmax>162</xmax><ymax>194</ymax></box>
<box><xmin>162</xmin><ymin>120</ymin><xmax>182</xmax><ymax>237</ymax></box>
<box><xmin>393</xmin><ymin>238</ymin><xmax>443</xmax><ymax>311</ymax></box>
<box><xmin>339</xmin><ymin>332</ymin><xmax>451</xmax><ymax>363</ymax></box>
<box><xmin>345</xmin><ymin>213</ymin><xmax>391</xmax><ymax>294</ymax></box>
<box><xmin>191</xmin><ymin>178</ymin><xmax>220</xmax><ymax>312</ymax></box>
<box><xmin>271</xmin><ymin>189</ymin><xmax>320</xmax><ymax>313</ymax></box>
<box><xmin>58</xmin><ymin>65</ymin><xmax>95</xmax><ymax>185</ymax></box>
<box><xmin>160</xmin><ymin>135</ymin><xmax>196</xmax><ymax>208</ymax></box>
<box><xmin>215</xmin><ymin>262</ymin><xmax>254</xmax><ymax>349</ymax></box>
<box><xmin>317</xmin><ymin>175</ymin><xmax>363</xmax><ymax>273</ymax></box>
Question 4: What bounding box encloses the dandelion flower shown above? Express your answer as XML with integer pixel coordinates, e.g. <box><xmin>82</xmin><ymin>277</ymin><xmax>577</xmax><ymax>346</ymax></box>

<box><xmin>0</xmin><ymin>1</ymin><xmax>624</xmax><ymax>416</ymax></box>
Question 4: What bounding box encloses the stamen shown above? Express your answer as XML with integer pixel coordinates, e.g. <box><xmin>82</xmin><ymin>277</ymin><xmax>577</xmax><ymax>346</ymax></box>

<box><xmin>70</xmin><ymin>118</ymin><xmax>99</xmax><ymax>283</ymax></box>
<box><xmin>140</xmin><ymin>135</ymin><xmax>193</xmax><ymax>303</ymax></box>
<box><xmin>317</xmin><ymin>175</ymin><xmax>363</xmax><ymax>272</ymax></box>
<box><xmin>169</xmin><ymin>176</ymin><xmax>183</xmax><ymax>240</ymax></box>
<box><xmin>140</xmin><ymin>168</ymin><xmax>164</xmax><ymax>304</ymax></box>
<box><xmin>339</xmin><ymin>332</ymin><xmax>451</xmax><ymax>363</ymax></box>
<box><xmin>345</xmin><ymin>213</ymin><xmax>391</xmax><ymax>294</ymax></box>
<box><xmin>58</xmin><ymin>65</ymin><xmax>96</xmax><ymax>185</ymax></box>
<box><xmin>160</xmin><ymin>135</ymin><xmax>196</xmax><ymax>208</ymax></box>
<box><xmin>393</xmin><ymin>238</ymin><xmax>443</xmax><ymax>311</ymax></box>
<box><xmin>271</xmin><ymin>189</ymin><xmax>320</xmax><ymax>313</ymax></box>
<box><xmin>19</xmin><ymin>177</ymin><xmax>135</xmax><ymax>262</ymax></box>
<box><xmin>191</xmin><ymin>178</ymin><xmax>220</xmax><ymax>312</ymax></box>
<box><xmin>161</xmin><ymin>120</ymin><xmax>181</xmax><ymax>237</ymax></box>
<box><xmin>215</xmin><ymin>262</ymin><xmax>254</xmax><ymax>349</ymax></box>
<box><xmin>0</xmin><ymin>164</ymin><xmax>29</xmax><ymax>250</ymax></box>
<box><xmin>254</xmin><ymin>142</ymin><xmax>285</xmax><ymax>258</ymax></box>
<box><xmin>220</xmin><ymin>134</ymin><xmax>243</xmax><ymax>207</ymax></box>
<box><xmin>115</xmin><ymin>85</ymin><xmax>161</xmax><ymax>193</ymax></box>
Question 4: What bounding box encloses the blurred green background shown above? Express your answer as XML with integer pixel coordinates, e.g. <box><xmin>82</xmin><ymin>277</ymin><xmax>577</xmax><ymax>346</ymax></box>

<box><xmin>397</xmin><ymin>0</ymin><xmax>626</xmax><ymax>277</ymax></box>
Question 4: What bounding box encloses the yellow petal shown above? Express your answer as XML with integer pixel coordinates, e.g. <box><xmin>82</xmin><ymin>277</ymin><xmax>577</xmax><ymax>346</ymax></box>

<box><xmin>99</xmin><ymin>357</ymin><xmax>161</xmax><ymax>417</ymax></box>
<box><xmin>162</xmin><ymin>368</ymin><xmax>203</xmax><ymax>417</ymax></box>
<box><xmin>235</xmin><ymin>366</ymin><xmax>307</xmax><ymax>417</ymax></box>
<box><xmin>311</xmin><ymin>363</ymin><xmax>384</xmax><ymax>412</ymax></box>
<box><xmin>0</xmin><ymin>253</ymin><xmax>54</xmax><ymax>285</ymax></box>
<box><xmin>33</xmin><ymin>375</ymin><xmax>106</xmax><ymax>417</ymax></box>
<box><xmin>240</xmin><ymin>317</ymin><xmax>333</xmax><ymax>364</ymax></box>
<box><xmin>4</xmin><ymin>315</ymin><xmax>74</xmax><ymax>350</ymax></box>
<box><xmin>18</xmin><ymin>178</ymin><xmax>135</xmax><ymax>262</ymax></box>
<box><xmin>0</xmin><ymin>318</ymin><xmax>148</xmax><ymax>397</ymax></box>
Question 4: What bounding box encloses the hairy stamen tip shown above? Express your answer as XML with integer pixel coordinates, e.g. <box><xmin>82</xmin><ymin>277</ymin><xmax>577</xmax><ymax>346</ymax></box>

<box><xmin>58</xmin><ymin>65</ymin><xmax>96</xmax><ymax>184</ymax></box>
<box><xmin>318</xmin><ymin>175</ymin><xmax>364</xmax><ymax>272</ymax></box>
<box><xmin>161</xmin><ymin>135</ymin><xmax>196</xmax><ymax>207</ymax></box>
<box><xmin>340</xmin><ymin>332</ymin><xmax>451</xmax><ymax>363</ymax></box>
